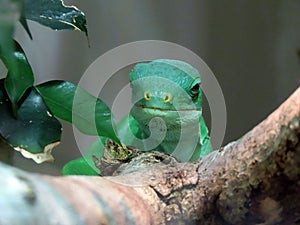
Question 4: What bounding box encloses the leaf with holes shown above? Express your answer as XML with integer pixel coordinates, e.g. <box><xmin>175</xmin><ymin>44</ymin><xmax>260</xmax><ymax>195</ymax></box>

<box><xmin>23</xmin><ymin>0</ymin><xmax>88</xmax><ymax>37</ymax></box>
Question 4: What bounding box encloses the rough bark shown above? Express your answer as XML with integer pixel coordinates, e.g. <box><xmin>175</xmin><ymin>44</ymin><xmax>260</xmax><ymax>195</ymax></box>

<box><xmin>0</xmin><ymin>87</ymin><xmax>299</xmax><ymax>225</ymax></box>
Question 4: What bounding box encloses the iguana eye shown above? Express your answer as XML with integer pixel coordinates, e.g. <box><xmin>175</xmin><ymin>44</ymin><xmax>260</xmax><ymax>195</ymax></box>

<box><xmin>144</xmin><ymin>91</ymin><xmax>151</xmax><ymax>101</ymax></box>
<box><xmin>191</xmin><ymin>83</ymin><xmax>200</xmax><ymax>93</ymax></box>
<box><xmin>163</xmin><ymin>93</ymin><xmax>172</xmax><ymax>103</ymax></box>
<box><xmin>189</xmin><ymin>81</ymin><xmax>200</xmax><ymax>99</ymax></box>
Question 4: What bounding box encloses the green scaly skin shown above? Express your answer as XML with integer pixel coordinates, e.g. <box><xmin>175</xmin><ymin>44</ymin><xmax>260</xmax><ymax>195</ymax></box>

<box><xmin>62</xmin><ymin>59</ymin><xmax>212</xmax><ymax>176</ymax></box>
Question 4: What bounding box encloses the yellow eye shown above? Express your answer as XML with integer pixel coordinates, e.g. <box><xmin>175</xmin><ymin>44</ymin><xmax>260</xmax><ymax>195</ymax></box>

<box><xmin>144</xmin><ymin>91</ymin><xmax>151</xmax><ymax>101</ymax></box>
<box><xmin>163</xmin><ymin>93</ymin><xmax>172</xmax><ymax>103</ymax></box>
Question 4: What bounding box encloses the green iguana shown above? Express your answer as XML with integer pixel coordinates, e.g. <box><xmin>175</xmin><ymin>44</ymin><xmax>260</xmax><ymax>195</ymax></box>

<box><xmin>62</xmin><ymin>59</ymin><xmax>212</xmax><ymax>175</ymax></box>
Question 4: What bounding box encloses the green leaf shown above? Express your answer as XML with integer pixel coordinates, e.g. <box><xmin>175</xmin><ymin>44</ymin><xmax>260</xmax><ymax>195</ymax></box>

<box><xmin>23</xmin><ymin>0</ymin><xmax>88</xmax><ymax>37</ymax></box>
<box><xmin>0</xmin><ymin>1</ymin><xmax>32</xmax><ymax>114</ymax></box>
<box><xmin>0</xmin><ymin>41</ymin><xmax>34</xmax><ymax>114</ymax></box>
<box><xmin>19</xmin><ymin>1</ymin><xmax>32</xmax><ymax>39</ymax></box>
<box><xmin>36</xmin><ymin>80</ymin><xmax>120</xmax><ymax>143</ymax></box>
<box><xmin>19</xmin><ymin>16</ymin><xmax>32</xmax><ymax>39</ymax></box>
<box><xmin>0</xmin><ymin>0</ymin><xmax>32</xmax><ymax>40</ymax></box>
<box><xmin>0</xmin><ymin>0</ymin><xmax>20</xmax><ymax>44</ymax></box>
<box><xmin>0</xmin><ymin>80</ymin><xmax>62</xmax><ymax>163</ymax></box>
<box><xmin>62</xmin><ymin>138</ymin><xmax>103</xmax><ymax>176</ymax></box>
<box><xmin>62</xmin><ymin>157</ymin><xmax>99</xmax><ymax>176</ymax></box>
<box><xmin>0</xmin><ymin>0</ymin><xmax>20</xmax><ymax>68</ymax></box>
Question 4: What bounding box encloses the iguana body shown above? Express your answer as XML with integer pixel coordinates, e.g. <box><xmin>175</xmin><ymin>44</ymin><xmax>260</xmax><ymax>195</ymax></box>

<box><xmin>62</xmin><ymin>59</ymin><xmax>212</xmax><ymax>175</ymax></box>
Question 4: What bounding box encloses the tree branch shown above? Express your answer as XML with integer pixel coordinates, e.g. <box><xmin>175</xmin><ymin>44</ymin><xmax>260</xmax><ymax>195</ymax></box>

<box><xmin>0</xmin><ymin>87</ymin><xmax>299</xmax><ymax>225</ymax></box>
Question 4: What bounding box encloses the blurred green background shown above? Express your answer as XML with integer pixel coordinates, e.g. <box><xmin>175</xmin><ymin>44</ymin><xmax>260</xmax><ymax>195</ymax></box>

<box><xmin>1</xmin><ymin>1</ymin><xmax>299</xmax><ymax>175</ymax></box>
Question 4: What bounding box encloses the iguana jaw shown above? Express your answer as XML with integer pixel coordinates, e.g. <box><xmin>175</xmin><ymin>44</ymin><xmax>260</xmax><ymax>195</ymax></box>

<box><xmin>135</xmin><ymin>104</ymin><xmax>201</xmax><ymax>112</ymax></box>
<box><xmin>131</xmin><ymin>105</ymin><xmax>202</xmax><ymax>126</ymax></box>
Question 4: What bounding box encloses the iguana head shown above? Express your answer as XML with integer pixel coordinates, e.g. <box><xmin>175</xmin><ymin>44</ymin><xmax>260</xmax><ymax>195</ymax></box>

<box><xmin>129</xmin><ymin>59</ymin><xmax>202</xmax><ymax>112</ymax></box>
<box><xmin>129</xmin><ymin>59</ymin><xmax>203</xmax><ymax>138</ymax></box>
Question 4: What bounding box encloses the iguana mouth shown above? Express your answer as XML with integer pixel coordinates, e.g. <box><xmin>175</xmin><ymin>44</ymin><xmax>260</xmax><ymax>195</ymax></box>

<box><xmin>135</xmin><ymin>104</ymin><xmax>201</xmax><ymax>112</ymax></box>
